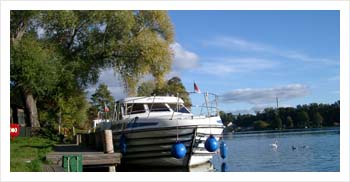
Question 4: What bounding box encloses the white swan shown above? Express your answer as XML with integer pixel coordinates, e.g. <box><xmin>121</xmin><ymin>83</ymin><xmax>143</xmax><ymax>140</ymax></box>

<box><xmin>270</xmin><ymin>140</ymin><xmax>278</xmax><ymax>149</ymax></box>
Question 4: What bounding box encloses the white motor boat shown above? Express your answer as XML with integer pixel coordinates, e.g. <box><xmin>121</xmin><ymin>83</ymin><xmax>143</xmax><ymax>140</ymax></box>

<box><xmin>96</xmin><ymin>93</ymin><xmax>224</xmax><ymax>167</ymax></box>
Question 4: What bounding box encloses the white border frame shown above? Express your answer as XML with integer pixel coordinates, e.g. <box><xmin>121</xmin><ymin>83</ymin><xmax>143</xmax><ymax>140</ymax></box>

<box><xmin>1</xmin><ymin>1</ymin><xmax>349</xmax><ymax>182</ymax></box>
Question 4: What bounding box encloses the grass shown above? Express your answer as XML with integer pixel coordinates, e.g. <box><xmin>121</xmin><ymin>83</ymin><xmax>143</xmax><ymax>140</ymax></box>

<box><xmin>10</xmin><ymin>136</ymin><xmax>57</xmax><ymax>172</ymax></box>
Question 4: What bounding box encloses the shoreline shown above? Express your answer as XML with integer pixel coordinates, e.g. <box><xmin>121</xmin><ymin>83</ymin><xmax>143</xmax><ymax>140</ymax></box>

<box><xmin>226</xmin><ymin>126</ymin><xmax>340</xmax><ymax>135</ymax></box>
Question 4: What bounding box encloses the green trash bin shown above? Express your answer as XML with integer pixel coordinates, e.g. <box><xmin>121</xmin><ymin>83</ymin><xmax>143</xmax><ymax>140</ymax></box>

<box><xmin>62</xmin><ymin>154</ymin><xmax>83</xmax><ymax>172</ymax></box>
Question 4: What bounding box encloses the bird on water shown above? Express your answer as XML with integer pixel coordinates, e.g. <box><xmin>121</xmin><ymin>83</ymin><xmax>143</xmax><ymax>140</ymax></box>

<box><xmin>270</xmin><ymin>140</ymin><xmax>278</xmax><ymax>149</ymax></box>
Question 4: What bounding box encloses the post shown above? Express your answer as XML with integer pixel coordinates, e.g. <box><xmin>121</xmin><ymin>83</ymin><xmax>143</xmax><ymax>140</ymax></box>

<box><xmin>108</xmin><ymin>166</ymin><xmax>116</xmax><ymax>172</ymax></box>
<box><xmin>76</xmin><ymin>134</ymin><xmax>80</xmax><ymax>145</ymax></box>
<box><xmin>103</xmin><ymin>130</ymin><xmax>114</xmax><ymax>154</ymax></box>
<box><xmin>58</xmin><ymin>108</ymin><xmax>61</xmax><ymax>135</ymax></box>
<box><xmin>95</xmin><ymin>132</ymin><xmax>100</xmax><ymax>150</ymax></box>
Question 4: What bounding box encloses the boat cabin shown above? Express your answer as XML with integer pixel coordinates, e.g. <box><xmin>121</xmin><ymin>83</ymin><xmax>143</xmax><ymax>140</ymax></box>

<box><xmin>114</xmin><ymin>96</ymin><xmax>191</xmax><ymax>119</ymax></box>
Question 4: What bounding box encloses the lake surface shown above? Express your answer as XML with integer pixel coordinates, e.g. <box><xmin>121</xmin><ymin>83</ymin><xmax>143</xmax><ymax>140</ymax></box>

<box><xmin>114</xmin><ymin>128</ymin><xmax>339</xmax><ymax>172</ymax></box>
<box><xmin>212</xmin><ymin>128</ymin><xmax>340</xmax><ymax>172</ymax></box>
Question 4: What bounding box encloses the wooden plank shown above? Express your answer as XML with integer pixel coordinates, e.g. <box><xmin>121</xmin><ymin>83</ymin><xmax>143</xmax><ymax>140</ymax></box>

<box><xmin>47</xmin><ymin>153</ymin><xmax>121</xmax><ymax>159</ymax></box>
<box><xmin>83</xmin><ymin>159</ymin><xmax>120</xmax><ymax>166</ymax></box>
<box><xmin>47</xmin><ymin>158</ymin><xmax>120</xmax><ymax>166</ymax></box>
<box><xmin>46</xmin><ymin>140</ymin><xmax>121</xmax><ymax>169</ymax></box>
<box><xmin>46</xmin><ymin>153</ymin><xmax>121</xmax><ymax>166</ymax></box>
<box><xmin>43</xmin><ymin>164</ymin><xmax>65</xmax><ymax>172</ymax></box>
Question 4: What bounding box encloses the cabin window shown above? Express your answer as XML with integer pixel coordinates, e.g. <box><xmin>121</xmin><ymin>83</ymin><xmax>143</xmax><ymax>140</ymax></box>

<box><xmin>126</xmin><ymin>103</ymin><xmax>146</xmax><ymax>114</ymax></box>
<box><xmin>168</xmin><ymin>104</ymin><xmax>191</xmax><ymax>113</ymax></box>
<box><xmin>147</xmin><ymin>103</ymin><xmax>170</xmax><ymax>112</ymax></box>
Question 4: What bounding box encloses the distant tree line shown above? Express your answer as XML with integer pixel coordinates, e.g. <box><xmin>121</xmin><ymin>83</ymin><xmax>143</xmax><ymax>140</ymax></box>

<box><xmin>220</xmin><ymin>101</ymin><xmax>340</xmax><ymax>131</ymax></box>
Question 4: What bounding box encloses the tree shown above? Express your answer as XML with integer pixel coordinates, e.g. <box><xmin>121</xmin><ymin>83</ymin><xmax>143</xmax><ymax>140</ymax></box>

<box><xmin>163</xmin><ymin>77</ymin><xmax>191</xmax><ymax>107</ymax></box>
<box><xmin>297</xmin><ymin>111</ymin><xmax>310</xmax><ymax>128</ymax></box>
<box><xmin>137</xmin><ymin>81</ymin><xmax>156</xmax><ymax>96</ymax></box>
<box><xmin>39</xmin><ymin>10</ymin><xmax>174</xmax><ymax>96</ymax></box>
<box><xmin>272</xmin><ymin>115</ymin><xmax>282</xmax><ymax>130</ymax></box>
<box><xmin>253</xmin><ymin>120</ymin><xmax>270</xmax><ymax>130</ymax></box>
<box><xmin>58</xmin><ymin>92</ymin><xmax>90</xmax><ymax>130</ymax></box>
<box><xmin>312</xmin><ymin>112</ymin><xmax>323</xmax><ymax>128</ymax></box>
<box><xmin>286</xmin><ymin>116</ymin><xmax>294</xmax><ymax>128</ymax></box>
<box><xmin>89</xmin><ymin>84</ymin><xmax>115</xmax><ymax>120</ymax></box>
<box><xmin>11</xmin><ymin>35</ymin><xmax>61</xmax><ymax>127</ymax></box>
<box><xmin>137</xmin><ymin>76</ymin><xmax>192</xmax><ymax>106</ymax></box>
<box><xmin>10</xmin><ymin>10</ymin><xmax>174</xmax><ymax>128</ymax></box>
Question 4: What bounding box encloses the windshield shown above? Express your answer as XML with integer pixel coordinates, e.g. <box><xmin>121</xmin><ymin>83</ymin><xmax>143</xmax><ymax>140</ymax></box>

<box><xmin>147</xmin><ymin>103</ymin><xmax>170</xmax><ymax>112</ymax></box>
<box><xmin>168</xmin><ymin>104</ymin><xmax>191</xmax><ymax>114</ymax></box>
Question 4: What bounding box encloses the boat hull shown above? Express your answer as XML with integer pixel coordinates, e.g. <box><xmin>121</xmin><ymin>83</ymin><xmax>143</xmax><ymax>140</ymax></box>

<box><xmin>112</xmin><ymin>124</ymin><xmax>224</xmax><ymax>167</ymax></box>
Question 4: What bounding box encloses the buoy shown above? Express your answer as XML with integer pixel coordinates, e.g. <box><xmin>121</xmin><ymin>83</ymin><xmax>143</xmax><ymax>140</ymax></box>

<box><xmin>221</xmin><ymin>162</ymin><xmax>228</xmax><ymax>172</ymax></box>
<box><xmin>119</xmin><ymin>134</ymin><xmax>127</xmax><ymax>154</ymax></box>
<box><xmin>171</xmin><ymin>141</ymin><xmax>187</xmax><ymax>159</ymax></box>
<box><xmin>205</xmin><ymin>135</ymin><xmax>218</xmax><ymax>152</ymax></box>
<box><xmin>220</xmin><ymin>141</ymin><xmax>227</xmax><ymax>159</ymax></box>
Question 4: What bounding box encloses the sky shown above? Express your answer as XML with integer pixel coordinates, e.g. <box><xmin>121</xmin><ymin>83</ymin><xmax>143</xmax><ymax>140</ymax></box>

<box><xmin>88</xmin><ymin>10</ymin><xmax>340</xmax><ymax>114</ymax></box>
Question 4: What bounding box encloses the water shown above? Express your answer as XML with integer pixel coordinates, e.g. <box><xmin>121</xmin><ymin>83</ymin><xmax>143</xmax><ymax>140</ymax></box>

<box><xmin>212</xmin><ymin>128</ymin><xmax>340</xmax><ymax>172</ymax></box>
<box><xmin>114</xmin><ymin>128</ymin><xmax>339</xmax><ymax>172</ymax></box>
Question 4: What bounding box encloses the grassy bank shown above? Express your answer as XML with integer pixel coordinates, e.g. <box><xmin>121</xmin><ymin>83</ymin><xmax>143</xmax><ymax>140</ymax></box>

<box><xmin>10</xmin><ymin>136</ymin><xmax>57</xmax><ymax>172</ymax></box>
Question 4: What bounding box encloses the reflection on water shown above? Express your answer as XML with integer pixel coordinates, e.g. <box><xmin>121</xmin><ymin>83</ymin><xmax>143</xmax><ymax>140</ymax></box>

<box><xmin>117</xmin><ymin>161</ymin><xmax>216</xmax><ymax>172</ymax></box>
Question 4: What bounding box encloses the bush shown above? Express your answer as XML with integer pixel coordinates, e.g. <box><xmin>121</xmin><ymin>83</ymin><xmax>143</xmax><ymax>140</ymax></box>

<box><xmin>253</xmin><ymin>120</ymin><xmax>270</xmax><ymax>130</ymax></box>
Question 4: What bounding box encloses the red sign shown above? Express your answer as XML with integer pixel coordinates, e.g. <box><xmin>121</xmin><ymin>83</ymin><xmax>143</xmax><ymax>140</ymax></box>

<box><xmin>10</xmin><ymin>124</ymin><xmax>20</xmax><ymax>140</ymax></box>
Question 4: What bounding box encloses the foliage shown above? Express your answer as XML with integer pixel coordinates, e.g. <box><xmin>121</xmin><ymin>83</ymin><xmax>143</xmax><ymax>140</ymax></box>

<box><xmin>286</xmin><ymin>116</ymin><xmax>294</xmax><ymax>128</ymax></box>
<box><xmin>220</xmin><ymin>101</ymin><xmax>340</xmax><ymax>131</ymax></box>
<box><xmin>312</xmin><ymin>112</ymin><xmax>323</xmax><ymax>128</ymax></box>
<box><xmin>88</xmin><ymin>83</ymin><xmax>115</xmax><ymax>120</ymax></box>
<box><xmin>253</xmin><ymin>120</ymin><xmax>270</xmax><ymax>130</ymax></box>
<box><xmin>272</xmin><ymin>115</ymin><xmax>282</xmax><ymax>130</ymax></box>
<box><xmin>39</xmin><ymin>10</ymin><xmax>174</xmax><ymax>95</ymax></box>
<box><xmin>11</xmin><ymin>34</ymin><xmax>61</xmax><ymax>97</ymax></box>
<box><xmin>10</xmin><ymin>137</ymin><xmax>56</xmax><ymax>172</ymax></box>
<box><xmin>137</xmin><ymin>76</ymin><xmax>192</xmax><ymax>106</ymax></box>
<box><xmin>10</xmin><ymin>10</ymin><xmax>174</xmax><ymax>131</ymax></box>
<box><xmin>297</xmin><ymin>111</ymin><xmax>310</xmax><ymax>128</ymax></box>
<box><xmin>58</xmin><ymin>92</ymin><xmax>90</xmax><ymax>129</ymax></box>
<box><xmin>220</xmin><ymin>111</ymin><xmax>234</xmax><ymax>126</ymax></box>
<box><xmin>137</xmin><ymin>81</ymin><xmax>156</xmax><ymax>96</ymax></box>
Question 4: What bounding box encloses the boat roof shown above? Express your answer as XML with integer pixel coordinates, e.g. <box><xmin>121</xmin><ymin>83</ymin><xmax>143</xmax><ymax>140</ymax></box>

<box><xmin>118</xmin><ymin>96</ymin><xmax>184</xmax><ymax>104</ymax></box>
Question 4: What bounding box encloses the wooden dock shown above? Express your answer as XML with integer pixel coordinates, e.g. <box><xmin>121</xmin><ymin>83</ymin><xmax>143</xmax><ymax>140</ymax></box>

<box><xmin>45</xmin><ymin>130</ymin><xmax>121</xmax><ymax>172</ymax></box>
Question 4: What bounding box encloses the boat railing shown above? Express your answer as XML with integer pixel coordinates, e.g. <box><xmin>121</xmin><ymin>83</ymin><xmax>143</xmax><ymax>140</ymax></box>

<box><xmin>188</xmin><ymin>92</ymin><xmax>219</xmax><ymax>118</ymax></box>
<box><xmin>111</xmin><ymin>92</ymin><xmax>219</xmax><ymax>121</ymax></box>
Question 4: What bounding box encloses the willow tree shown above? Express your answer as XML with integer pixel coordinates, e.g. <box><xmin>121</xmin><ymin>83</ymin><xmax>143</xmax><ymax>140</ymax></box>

<box><xmin>10</xmin><ymin>10</ymin><xmax>174</xmax><ymax>128</ymax></box>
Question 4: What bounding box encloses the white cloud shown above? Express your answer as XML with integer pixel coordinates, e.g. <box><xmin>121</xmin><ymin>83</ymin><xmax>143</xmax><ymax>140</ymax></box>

<box><xmin>170</xmin><ymin>42</ymin><xmax>199</xmax><ymax>70</ymax></box>
<box><xmin>221</xmin><ymin>84</ymin><xmax>309</xmax><ymax>105</ymax></box>
<box><xmin>208</xmin><ymin>36</ymin><xmax>337</xmax><ymax>65</ymax></box>
<box><xmin>211</xmin><ymin>37</ymin><xmax>272</xmax><ymax>52</ymax></box>
<box><xmin>86</xmin><ymin>68</ymin><xmax>127</xmax><ymax>100</ymax></box>
<box><xmin>195</xmin><ymin>57</ymin><xmax>277</xmax><ymax>76</ymax></box>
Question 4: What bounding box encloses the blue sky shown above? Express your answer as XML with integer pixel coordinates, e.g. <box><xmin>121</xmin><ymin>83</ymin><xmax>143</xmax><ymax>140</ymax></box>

<box><xmin>91</xmin><ymin>10</ymin><xmax>340</xmax><ymax>114</ymax></box>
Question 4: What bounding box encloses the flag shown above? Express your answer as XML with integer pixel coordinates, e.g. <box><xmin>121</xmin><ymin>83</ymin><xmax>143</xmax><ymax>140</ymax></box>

<box><xmin>194</xmin><ymin>82</ymin><xmax>201</xmax><ymax>94</ymax></box>
<box><xmin>104</xmin><ymin>103</ymin><xmax>110</xmax><ymax>112</ymax></box>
